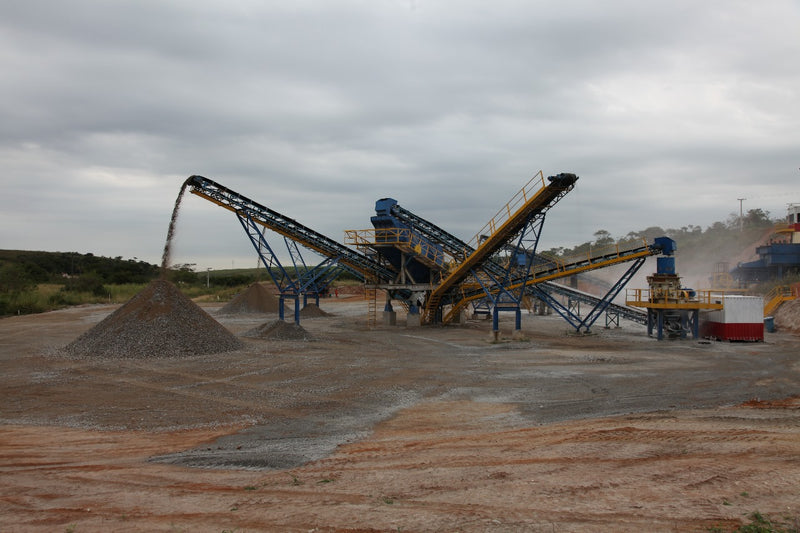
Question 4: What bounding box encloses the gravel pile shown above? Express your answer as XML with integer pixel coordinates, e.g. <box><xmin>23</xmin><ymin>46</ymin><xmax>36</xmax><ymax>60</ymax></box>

<box><xmin>299</xmin><ymin>303</ymin><xmax>332</xmax><ymax>318</ymax></box>
<box><xmin>774</xmin><ymin>298</ymin><xmax>800</xmax><ymax>333</ymax></box>
<box><xmin>65</xmin><ymin>279</ymin><xmax>244</xmax><ymax>358</ymax></box>
<box><xmin>218</xmin><ymin>282</ymin><xmax>283</xmax><ymax>314</ymax></box>
<box><xmin>241</xmin><ymin>319</ymin><xmax>314</xmax><ymax>341</ymax></box>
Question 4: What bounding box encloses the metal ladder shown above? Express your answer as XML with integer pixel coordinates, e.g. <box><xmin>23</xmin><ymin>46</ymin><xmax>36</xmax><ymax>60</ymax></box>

<box><xmin>366</xmin><ymin>286</ymin><xmax>378</xmax><ymax>328</ymax></box>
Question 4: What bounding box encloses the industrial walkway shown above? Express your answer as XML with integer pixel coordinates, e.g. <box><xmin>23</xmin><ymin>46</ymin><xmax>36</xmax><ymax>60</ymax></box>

<box><xmin>423</xmin><ymin>172</ymin><xmax>577</xmax><ymax>323</ymax></box>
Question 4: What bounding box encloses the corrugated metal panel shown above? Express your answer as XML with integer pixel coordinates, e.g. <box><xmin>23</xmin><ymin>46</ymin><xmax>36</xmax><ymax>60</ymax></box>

<box><xmin>702</xmin><ymin>321</ymin><xmax>764</xmax><ymax>341</ymax></box>
<box><xmin>706</xmin><ymin>295</ymin><xmax>763</xmax><ymax>324</ymax></box>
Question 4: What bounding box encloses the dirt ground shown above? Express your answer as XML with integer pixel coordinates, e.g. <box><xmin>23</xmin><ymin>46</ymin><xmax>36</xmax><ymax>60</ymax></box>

<box><xmin>1</xmin><ymin>295</ymin><xmax>799</xmax><ymax>532</ymax></box>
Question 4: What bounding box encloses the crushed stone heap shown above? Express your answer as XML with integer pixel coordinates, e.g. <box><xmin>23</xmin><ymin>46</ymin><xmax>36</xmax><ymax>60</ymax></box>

<box><xmin>218</xmin><ymin>282</ymin><xmax>283</xmax><ymax>314</ymax></box>
<box><xmin>774</xmin><ymin>299</ymin><xmax>800</xmax><ymax>334</ymax></box>
<box><xmin>241</xmin><ymin>319</ymin><xmax>314</xmax><ymax>341</ymax></box>
<box><xmin>65</xmin><ymin>279</ymin><xmax>244</xmax><ymax>358</ymax></box>
<box><xmin>299</xmin><ymin>303</ymin><xmax>332</xmax><ymax>318</ymax></box>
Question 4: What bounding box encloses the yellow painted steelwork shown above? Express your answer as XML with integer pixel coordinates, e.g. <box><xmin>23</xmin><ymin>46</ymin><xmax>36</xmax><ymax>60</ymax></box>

<box><xmin>441</xmin><ymin>240</ymin><xmax>657</xmax><ymax>324</ymax></box>
<box><xmin>465</xmin><ymin>171</ymin><xmax>547</xmax><ymax>251</ymax></box>
<box><xmin>625</xmin><ymin>288</ymin><xmax>723</xmax><ymax>310</ymax></box>
<box><xmin>425</xmin><ymin>171</ymin><xmax>574</xmax><ymax>323</ymax></box>
<box><xmin>763</xmin><ymin>285</ymin><xmax>797</xmax><ymax>316</ymax></box>
<box><xmin>344</xmin><ymin>228</ymin><xmax>447</xmax><ymax>270</ymax></box>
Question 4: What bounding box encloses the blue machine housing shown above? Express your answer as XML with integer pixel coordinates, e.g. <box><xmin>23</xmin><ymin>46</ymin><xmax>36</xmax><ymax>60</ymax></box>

<box><xmin>733</xmin><ymin>242</ymin><xmax>800</xmax><ymax>281</ymax></box>
<box><xmin>653</xmin><ymin>236</ymin><xmax>677</xmax><ymax>256</ymax></box>
<box><xmin>371</xmin><ymin>198</ymin><xmax>445</xmax><ymax>282</ymax></box>
<box><xmin>656</xmin><ymin>257</ymin><xmax>676</xmax><ymax>275</ymax></box>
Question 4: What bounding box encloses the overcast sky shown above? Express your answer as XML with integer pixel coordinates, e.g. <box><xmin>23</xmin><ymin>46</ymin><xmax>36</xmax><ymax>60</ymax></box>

<box><xmin>3</xmin><ymin>1</ymin><xmax>799</xmax><ymax>270</ymax></box>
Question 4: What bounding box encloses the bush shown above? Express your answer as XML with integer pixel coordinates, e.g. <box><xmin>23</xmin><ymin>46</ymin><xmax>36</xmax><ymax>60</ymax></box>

<box><xmin>62</xmin><ymin>273</ymin><xmax>107</xmax><ymax>297</ymax></box>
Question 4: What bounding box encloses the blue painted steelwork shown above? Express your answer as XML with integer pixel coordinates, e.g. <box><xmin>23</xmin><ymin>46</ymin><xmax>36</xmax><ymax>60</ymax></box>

<box><xmin>385</xmin><ymin>182</ymin><xmax>666</xmax><ymax>331</ymax></box>
<box><xmin>423</xmin><ymin>173</ymin><xmax>578</xmax><ymax>325</ymax></box>
<box><xmin>647</xmin><ymin>308</ymin><xmax>700</xmax><ymax>340</ymax></box>
<box><xmin>449</xmin><ymin>238</ymin><xmax>673</xmax><ymax>326</ymax></box>
<box><xmin>528</xmin><ymin>257</ymin><xmax>648</xmax><ymax>333</ymax></box>
<box><xmin>187</xmin><ymin>175</ymin><xmax>394</xmax><ymax>282</ymax></box>
<box><xmin>536</xmin><ymin>281</ymin><xmax>648</xmax><ymax>327</ymax></box>
<box><xmin>733</xmin><ymin>243</ymin><xmax>800</xmax><ymax>282</ymax></box>
<box><xmin>187</xmin><ymin>175</ymin><xmax>395</xmax><ymax>324</ymax></box>
<box><xmin>235</xmin><ymin>212</ymin><xmax>321</xmax><ymax>323</ymax></box>
<box><xmin>370</xmin><ymin>198</ymin><xmax>445</xmax><ymax>284</ymax></box>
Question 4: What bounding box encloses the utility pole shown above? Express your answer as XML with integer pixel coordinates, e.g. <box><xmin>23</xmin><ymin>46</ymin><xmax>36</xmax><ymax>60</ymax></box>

<box><xmin>737</xmin><ymin>198</ymin><xmax>746</xmax><ymax>232</ymax></box>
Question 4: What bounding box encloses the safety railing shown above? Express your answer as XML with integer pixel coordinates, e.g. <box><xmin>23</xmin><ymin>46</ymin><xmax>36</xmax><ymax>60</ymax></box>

<box><xmin>531</xmin><ymin>239</ymin><xmax>650</xmax><ymax>278</ymax></box>
<box><xmin>763</xmin><ymin>285</ymin><xmax>796</xmax><ymax>316</ymax></box>
<box><xmin>625</xmin><ymin>288</ymin><xmax>724</xmax><ymax>307</ymax></box>
<box><xmin>467</xmin><ymin>170</ymin><xmax>546</xmax><ymax>251</ymax></box>
<box><xmin>344</xmin><ymin>228</ymin><xmax>447</xmax><ymax>268</ymax></box>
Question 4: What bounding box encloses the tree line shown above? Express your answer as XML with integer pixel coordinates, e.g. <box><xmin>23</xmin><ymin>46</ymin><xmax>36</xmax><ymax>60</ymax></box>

<box><xmin>542</xmin><ymin>208</ymin><xmax>775</xmax><ymax>259</ymax></box>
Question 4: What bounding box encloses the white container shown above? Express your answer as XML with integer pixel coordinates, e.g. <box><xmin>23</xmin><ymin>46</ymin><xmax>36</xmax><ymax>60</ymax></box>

<box><xmin>705</xmin><ymin>295</ymin><xmax>763</xmax><ymax>324</ymax></box>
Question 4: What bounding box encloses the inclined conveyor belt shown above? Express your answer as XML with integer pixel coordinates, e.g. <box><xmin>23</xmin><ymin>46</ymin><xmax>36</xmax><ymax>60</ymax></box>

<box><xmin>186</xmin><ymin>175</ymin><xmax>395</xmax><ymax>282</ymax></box>
<box><xmin>442</xmin><ymin>242</ymin><xmax>659</xmax><ymax>323</ymax></box>
<box><xmin>538</xmin><ymin>282</ymin><xmax>648</xmax><ymax>325</ymax></box>
<box><xmin>422</xmin><ymin>173</ymin><xmax>577</xmax><ymax>321</ymax></box>
<box><xmin>393</xmin><ymin>199</ymin><xmax>649</xmax><ymax>324</ymax></box>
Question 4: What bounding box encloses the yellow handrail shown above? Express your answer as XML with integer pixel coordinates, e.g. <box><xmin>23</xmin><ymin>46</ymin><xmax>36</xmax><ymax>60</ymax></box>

<box><xmin>344</xmin><ymin>228</ymin><xmax>448</xmax><ymax>269</ymax></box>
<box><xmin>763</xmin><ymin>285</ymin><xmax>794</xmax><ymax>316</ymax></box>
<box><xmin>467</xmin><ymin>171</ymin><xmax>545</xmax><ymax>251</ymax></box>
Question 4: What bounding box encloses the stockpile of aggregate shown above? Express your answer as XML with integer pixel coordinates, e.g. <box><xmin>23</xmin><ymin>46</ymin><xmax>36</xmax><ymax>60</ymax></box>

<box><xmin>299</xmin><ymin>303</ymin><xmax>332</xmax><ymax>318</ymax></box>
<box><xmin>65</xmin><ymin>279</ymin><xmax>244</xmax><ymax>358</ymax></box>
<box><xmin>218</xmin><ymin>282</ymin><xmax>283</xmax><ymax>314</ymax></box>
<box><xmin>774</xmin><ymin>298</ymin><xmax>800</xmax><ymax>334</ymax></box>
<box><xmin>241</xmin><ymin>319</ymin><xmax>314</xmax><ymax>341</ymax></box>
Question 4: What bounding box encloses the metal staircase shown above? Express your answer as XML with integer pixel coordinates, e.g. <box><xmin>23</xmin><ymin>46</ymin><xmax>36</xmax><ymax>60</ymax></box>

<box><xmin>763</xmin><ymin>285</ymin><xmax>796</xmax><ymax>316</ymax></box>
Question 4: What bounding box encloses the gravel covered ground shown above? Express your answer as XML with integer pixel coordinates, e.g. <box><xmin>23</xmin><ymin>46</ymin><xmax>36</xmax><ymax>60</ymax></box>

<box><xmin>1</xmin><ymin>295</ymin><xmax>799</xmax><ymax>531</ymax></box>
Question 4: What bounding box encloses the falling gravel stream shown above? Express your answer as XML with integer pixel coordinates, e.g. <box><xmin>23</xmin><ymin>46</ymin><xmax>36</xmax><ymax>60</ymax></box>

<box><xmin>160</xmin><ymin>178</ymin><xmax>190</xmax><ymax>275</ymax></box>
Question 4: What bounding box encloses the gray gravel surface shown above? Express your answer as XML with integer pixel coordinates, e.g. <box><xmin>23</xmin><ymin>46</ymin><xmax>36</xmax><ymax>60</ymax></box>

<box><xmin>3</xmin><ymin>299</ymin><xmax>796</xmax><ymax>471</ymax></box>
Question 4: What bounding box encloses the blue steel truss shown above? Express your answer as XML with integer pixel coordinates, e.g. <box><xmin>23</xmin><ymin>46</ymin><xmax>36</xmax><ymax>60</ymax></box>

<box><xmin>536</xmin><ymin>281</ymin><xmax>647</xmax><ymax>326</ymax></box>
<box><xmin>188</xmin><ymin>174</ymin><xmax>396</xmax><ymax>324</ymax></box>
<box><xmin>236</xmin><ymin>211</ymin><xmax>346</xmax><ymax>324</ymax></box>
<box><xmin>528</xmin><ymin>256</ymin><xmax>648</xmax><ymax>333</ymax></box>
<box><xmin>187</xmin><ymin>175</ymin><xmax>394</xmax><ymax>281</ymax></box>
<box><xmin>237</xmin><ymin>213</ymin><xmax>305</xmax><ymax>323</ymax></box>
<box><xmin>467</xmin><ymin>209</ymin><xmax>549</xmax><ymax>332</ymax></box>
<box><xmin>390</xmin><ymin>184</ymin><xmax>563</xmax><ymax>327</ymax></box>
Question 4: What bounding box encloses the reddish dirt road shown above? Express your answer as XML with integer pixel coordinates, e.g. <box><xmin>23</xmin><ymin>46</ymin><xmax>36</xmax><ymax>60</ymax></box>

<box><xmin>2</xmin><ymin>401</ymin><xmax>799</xmax><ymax>532</ymax></box>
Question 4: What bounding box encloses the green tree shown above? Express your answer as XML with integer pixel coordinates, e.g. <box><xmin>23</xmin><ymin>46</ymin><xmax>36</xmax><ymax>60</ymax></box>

<box><xmin>0</xmin><ymin>263</ymin><xmax>35</xmax><ymax>294</ymax></box>
<box><xmin>62</xmin><ymin>273</ymin><xmax>107</xmax><ymax>296</ymax></box>
<box><xmin>170</xmin><ymin>263</ymin><xmax>198</xmax><ymax>284</ymax></box>
<box><xmin>593</xmin><ymin>229</ymin><xmax>614</xmax><ymax>246</ymax></box>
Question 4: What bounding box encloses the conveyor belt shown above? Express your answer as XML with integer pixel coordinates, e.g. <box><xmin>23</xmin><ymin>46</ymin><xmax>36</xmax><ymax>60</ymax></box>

<box><xmin>443</xmin><ymin>242</ymin><xmax>660</xmax><ymax>323</ymax></box>
<box><xmin>390</xmin><ymin>202</ymin><xmax>473</xmax><ymax>263</ymax></box>
<box><xmin>538</xmin><ymin>282</ymin><xmax>647</xmax><ymax>325</ymax></box>
<box><xmin>423</xmin><ymin>173</ymin><xmax>577</xmax><ymax>322</ymax></box>
<box><xmin>186</xmin><ymin>175</ymin><xmax>395</xmax><ymax>281</ymax></box>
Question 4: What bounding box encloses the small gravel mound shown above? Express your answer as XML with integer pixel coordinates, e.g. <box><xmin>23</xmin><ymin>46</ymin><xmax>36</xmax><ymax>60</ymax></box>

<box><xmin>241</xmin><ymin>319</ymin><xmax>313</xmax><ymax>341</ymax></box>
<box><xmin>218</xmin><ymin>282</ymin><xmax>283</xmax><ymax>314</ymax></box>
<box><xmin>65</xmin><ymin>279</ymin><xmax>244</xmax><ymax>358</ymax></box>
<box><xmin>299</xmin><ymin>303</ymin><xmax>332</xmax><ymax>318</ymax></box>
